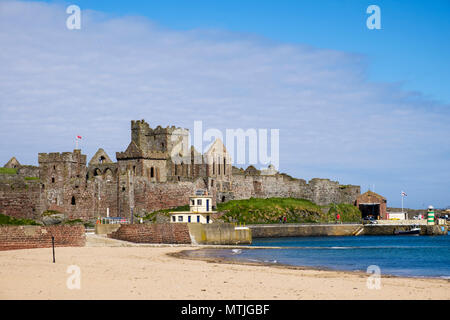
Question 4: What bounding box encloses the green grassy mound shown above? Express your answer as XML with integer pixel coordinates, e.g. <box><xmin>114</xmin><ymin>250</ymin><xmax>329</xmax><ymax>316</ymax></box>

<box><xmin>0</xmin><ymin>213</ymin><xmax>40</xmax><ymax>225</ymax></box>
<box><xmin>142</xmin><ymin>198</ymin><xmax>362</xmax><ymax>224</ymax></box>
<box><xmin>0</xmin><ymin>168</ymin><xmax>17</xmax><ymax>175</ymax></box>
<box><xmin>217</xmin><ymin>197</ymin><xmax>326</xmax><ymax>224</ymax></box>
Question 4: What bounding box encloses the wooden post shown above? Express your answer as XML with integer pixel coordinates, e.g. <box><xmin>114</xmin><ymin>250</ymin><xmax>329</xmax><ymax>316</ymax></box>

<box><xmin>52</xmin><ymin>236</ymin><xmax>55</xmax><ymax>263</ymax></box>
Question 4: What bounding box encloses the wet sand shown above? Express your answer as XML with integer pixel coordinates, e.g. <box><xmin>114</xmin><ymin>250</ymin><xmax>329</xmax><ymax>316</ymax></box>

<box><xmin>0</xmin><ymin>246</ymin><xmax>448</xmax><ymax>299</ymax></box>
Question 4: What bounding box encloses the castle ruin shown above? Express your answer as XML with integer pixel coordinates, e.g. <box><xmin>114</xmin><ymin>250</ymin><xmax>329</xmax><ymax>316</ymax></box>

<box><xmin>0</xmin><ymin>120</ymin><xmax>361</xmax><ymax>221</ymax></box>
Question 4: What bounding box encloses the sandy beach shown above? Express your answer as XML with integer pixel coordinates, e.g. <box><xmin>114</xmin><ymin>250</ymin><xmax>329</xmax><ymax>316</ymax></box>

<box><xmin>0</xmin><ymin>246</ymin><xmax>449</xmax><ymax>300</ymax></box>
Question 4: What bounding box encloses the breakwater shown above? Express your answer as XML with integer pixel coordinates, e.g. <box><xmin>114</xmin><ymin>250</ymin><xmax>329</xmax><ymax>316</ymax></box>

<box><xmin>248</xmin><ymin>223</ymin><xmax>448</xmax><ymax>238</ymax></box>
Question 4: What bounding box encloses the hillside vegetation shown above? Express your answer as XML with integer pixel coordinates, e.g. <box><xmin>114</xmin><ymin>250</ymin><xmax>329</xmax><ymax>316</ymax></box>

<box><xmin>144</xmin><ymin>197</ymin><xmax>362</xmax><ymax>224</ymax></box>
<box><xmin>217</xmin><ymin>197</ymin><xmax>361</xmax><ymax>224</ymax></box>
<box><xmin>0</xmin><ymin>213</ymin><xmax>40</xmax><ymax>225</ymax></box>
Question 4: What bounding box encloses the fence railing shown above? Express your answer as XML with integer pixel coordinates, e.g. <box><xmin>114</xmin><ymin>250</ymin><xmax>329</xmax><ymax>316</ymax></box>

<box><xmin>98</xmin><ymin>217</ymin><xmax>130</xmax><ymax>225</ymax></box>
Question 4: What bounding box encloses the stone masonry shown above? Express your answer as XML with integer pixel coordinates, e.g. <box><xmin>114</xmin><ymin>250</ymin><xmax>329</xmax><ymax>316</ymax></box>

<box><xmin>0</xmin><ymin>119</ymin><xmax>361</xmax><ymax>222</ymax></box>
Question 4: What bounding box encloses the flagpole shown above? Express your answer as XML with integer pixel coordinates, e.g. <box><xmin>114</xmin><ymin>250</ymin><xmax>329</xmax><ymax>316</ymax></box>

<box><xmin>401</xmin><ymin>192</ymin><xmax>404</xmax><ymax>214</ymax></box>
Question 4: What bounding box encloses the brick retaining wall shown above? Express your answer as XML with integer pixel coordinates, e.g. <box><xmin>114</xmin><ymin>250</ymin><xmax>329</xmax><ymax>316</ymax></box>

<box><xmin>0</xmin><ymin>225</ymin><xmax>86</xmax><ymax>251</ymax></box>
<box><xmin>108</xmin><ymin>223</ymin><xmax>191</xmax><ymax>244</ymax></box>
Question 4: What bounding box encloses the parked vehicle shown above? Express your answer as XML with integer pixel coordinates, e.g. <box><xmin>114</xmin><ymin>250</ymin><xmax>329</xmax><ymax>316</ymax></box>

<box><xmin>363</xmin><ymin>216</ymin><xmax>378</xmax><ymax>224</ymax></box>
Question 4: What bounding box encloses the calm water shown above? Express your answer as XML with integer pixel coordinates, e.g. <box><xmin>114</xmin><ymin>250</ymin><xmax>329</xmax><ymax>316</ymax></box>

<box><xmin>199</xmin><ymin>234</ymin><xmax>450</xmax><ymax>278</ymax></box>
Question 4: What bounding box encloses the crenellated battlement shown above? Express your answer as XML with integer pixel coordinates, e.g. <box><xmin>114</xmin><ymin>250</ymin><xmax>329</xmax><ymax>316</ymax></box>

<box><xmin>38</xmin><ymin>150</ymin><xmax>86</xmax><ymax>165</ymax></box>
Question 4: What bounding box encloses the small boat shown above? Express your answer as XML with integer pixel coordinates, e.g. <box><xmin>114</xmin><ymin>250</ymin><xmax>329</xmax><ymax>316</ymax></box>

<box><xmin>394</xmin><ymin>226</ymin><xmax>421</xmax><ymax>235</ymax></box>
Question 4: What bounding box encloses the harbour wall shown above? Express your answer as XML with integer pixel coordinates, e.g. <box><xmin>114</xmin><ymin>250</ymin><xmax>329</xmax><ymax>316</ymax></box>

<box><xmin>108</xmin><ymin>223</ymin><xmax>252</xmax><ymax>245</ymax></box>
<box><xmin>188</xmin><ymin>224</ymin><xmax>251</xmax><ymax>245</ymax></box>
<box><xmin>363</xmin><ymin>224</ymin><xmax>448</xmax><ymax>236</ymax></box>
<box><xmin>249</xmin><ymin>223</ymin><xmax>448</xmax><ymax>238</ymax></box>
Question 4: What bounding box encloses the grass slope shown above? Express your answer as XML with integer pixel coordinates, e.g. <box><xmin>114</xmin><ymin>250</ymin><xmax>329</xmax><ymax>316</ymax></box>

<box><xmin>0</xmin><ymin>213</ymin><xmax>40</xmax><ymax>225</ymax></box>
<box><xmin>143</xmin><ymin>198</ymin><xmax>362</xmax><ymax>224</ymax></box>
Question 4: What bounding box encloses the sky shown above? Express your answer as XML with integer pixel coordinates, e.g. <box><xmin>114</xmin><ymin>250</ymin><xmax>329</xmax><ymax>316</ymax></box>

<box><xmin>0</xmin><ymin>0</ymin><xmax>449</xmax><ymax>208</ymax></box>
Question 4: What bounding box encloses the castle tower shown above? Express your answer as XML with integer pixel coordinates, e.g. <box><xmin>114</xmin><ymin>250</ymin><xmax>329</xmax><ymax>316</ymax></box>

<box><xmin>131</xmin><ymin>119</ymin><xmax>151</xmax><ymax>152</ymax></box>
<box><xmin>38</xmin><ymin>150</ymin><xmax>88</xmax><ymax>216</ymax></box>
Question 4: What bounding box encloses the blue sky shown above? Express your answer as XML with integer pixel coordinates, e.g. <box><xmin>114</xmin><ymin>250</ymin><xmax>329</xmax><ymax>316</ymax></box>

<box><xmin>34</xmin><ymin>0</ymin><xmax>450</xmax><ymax>103</ymax></box>
<box><xmin>1</xmin><ymin>0</ymin><xmax>449</xmax><ymax>209</ymax></box>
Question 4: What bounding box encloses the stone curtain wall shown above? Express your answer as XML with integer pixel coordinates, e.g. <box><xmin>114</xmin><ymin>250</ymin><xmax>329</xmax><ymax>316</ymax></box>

<box><xmin>132</xmin><ymin>178</ymin><xmax>203</xmax><ymax>216</ymax></box>
<box><xmin>231</xmin><ymin>175</ymin><xmax>360</xmax><ymax>206</ymax></box>
<box><xmin>0</xmin><ymin>225</ymin><xmax>86</xmax><ymax>251</ymax></box>
<box><xmin>108</xmin><ymin>223</ymin><xmax>191</xmax><ymax>244</ymax></box>
<box><xmin>0</xmin><ymin>171</ymin><xmax>359</xmax><ymax>220</ymax></box>
<box><xmin>0</xmin><ymin>178</ymin><xmax>41</xmax><ymax>219</ymax></box>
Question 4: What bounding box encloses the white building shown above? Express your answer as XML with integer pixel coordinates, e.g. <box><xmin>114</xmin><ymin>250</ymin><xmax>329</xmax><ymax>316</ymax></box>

<box><xmin>170</xmin><ymin>191</ymin><xmax>216</xmax><ymax>224</ymax></box>
<box><xmin>386</xmin><ymin>212</ymin><xmax>406</xmax><ymax>220</ymax></box>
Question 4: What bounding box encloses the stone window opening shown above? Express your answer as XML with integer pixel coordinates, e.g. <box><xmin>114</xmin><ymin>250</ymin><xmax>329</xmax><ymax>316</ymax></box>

<box><xmin>53</xmin><ymin>165</ymin><xmax>56</xmax><ymax>170</ymax></box>
<box><xmin>51</xmin><ymin>177</ymin><xmax>55</xmax><ymax>183</ymax></box>
<box><xmin>150</xmin><ymin>167</ymin><xmax>154</xmax><ymax>178</ymax></box>
<box><xmin>224</xmin><ymin>158</ymin><xmax>226</xmax><ymax>174</ymax></box>
<box><xmin>99</xmin><ymin>156</ymin><xmax>106</xmax><ymax>164</ymax></box>
<box><xmin>71</xmin><ymin>196</ymin><xmax>76</xmax><ymax>205</ymax></box>
<box><xmin>222</xmin><ymin>196</ymin><xmax>226</xmax><ymax>203</ymax></box>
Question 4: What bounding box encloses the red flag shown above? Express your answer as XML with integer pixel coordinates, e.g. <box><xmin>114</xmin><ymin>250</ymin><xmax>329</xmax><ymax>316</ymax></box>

<box><xmin>77</xmin><ymin>135</ymin><xmax>82</xmax><ymax>139</ymax></box>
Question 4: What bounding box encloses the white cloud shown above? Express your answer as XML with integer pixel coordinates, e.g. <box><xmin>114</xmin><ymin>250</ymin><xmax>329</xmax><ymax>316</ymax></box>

<box><xmin>0</xmin><ymin>0</ymin><xmax>449</xmax><ymax>207</ymax></box>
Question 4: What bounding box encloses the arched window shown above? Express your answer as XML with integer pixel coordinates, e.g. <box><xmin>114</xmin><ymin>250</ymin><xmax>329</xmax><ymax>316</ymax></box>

<box><xmin>51</xmin><ymin>177</ymin><xmax>55</xmax><ymax>183</ymax></box>
<box><xmin>71</xmin><ymin>196</ymin><xmax>76</xmax><ymax>205</ymax></box>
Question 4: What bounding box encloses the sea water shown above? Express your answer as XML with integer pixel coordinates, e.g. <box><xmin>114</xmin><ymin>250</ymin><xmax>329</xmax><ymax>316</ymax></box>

<box><xmin>199</xmin><ymin>234</ymin><xmax>450</xmax><ymax>278</ymax></box>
